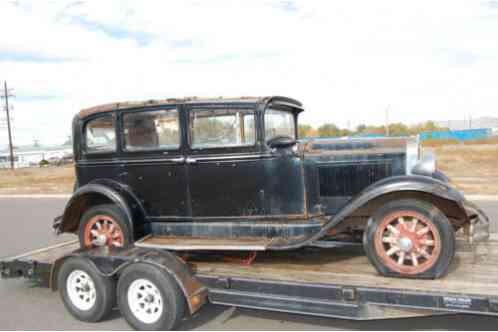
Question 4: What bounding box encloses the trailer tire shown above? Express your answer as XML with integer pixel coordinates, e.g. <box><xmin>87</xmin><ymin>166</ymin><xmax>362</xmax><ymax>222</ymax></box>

<box><xmin>117</xmin><ymin>263</ymin><xmax>186</xmax><ymax>331</ymax></box>
<box><xmin>57</xmin><ymin>257</ymin><xmax>116</xmax><ymax>322</ymax></box>
<box><xmin>364</xmin><ymin>199</ymin><xmax>455</xmax><ymax>279</ymax></box>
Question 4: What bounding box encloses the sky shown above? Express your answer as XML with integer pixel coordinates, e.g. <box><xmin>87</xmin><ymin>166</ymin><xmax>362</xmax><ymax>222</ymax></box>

<box><xmin>1</xmin><ymin>0</ymin><xmax>498</xmax><ymax>148</ymax></box>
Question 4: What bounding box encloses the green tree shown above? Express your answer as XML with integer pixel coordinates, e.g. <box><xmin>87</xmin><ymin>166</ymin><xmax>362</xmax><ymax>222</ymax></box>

<box><xmin>388</xmin><ymin>123</ymin><xmax>410</xmax><ymax>136</ymax></box>
<box><xmin>298</xmin><ymin>124</ymin><xmax>313</xmax><ymax>138</ymax></box>
<box><xmin>317</xmin><ymin>123</ymin><xmax>341</xmax><ymax>137</ymax></box>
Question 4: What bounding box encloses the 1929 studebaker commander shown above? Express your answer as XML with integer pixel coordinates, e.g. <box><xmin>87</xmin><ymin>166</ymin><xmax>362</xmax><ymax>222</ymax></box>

<box><xmin>54</xmin><ymin>96</ymin><xmax>489</xmax><ymax>279</ymax></box>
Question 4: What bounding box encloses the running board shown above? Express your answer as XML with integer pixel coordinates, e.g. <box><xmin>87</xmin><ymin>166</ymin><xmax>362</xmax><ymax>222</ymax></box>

<box><xmin>134</xmin><ymin>235</ymin><xmax>273</xmax><ymax>251</ymax></box>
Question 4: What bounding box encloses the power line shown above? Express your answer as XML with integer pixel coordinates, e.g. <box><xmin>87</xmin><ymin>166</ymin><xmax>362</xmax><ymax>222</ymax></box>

<box><xmin>1</xmin><ymin>81</ymin><xmax>15</xmax><ymax>169</ymax></box>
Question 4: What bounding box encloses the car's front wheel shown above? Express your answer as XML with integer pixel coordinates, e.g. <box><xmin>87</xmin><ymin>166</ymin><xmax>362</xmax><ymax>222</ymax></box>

<box><xmin>78</xmin><ymin>204</ymin><xmax>132</xmax><ymax>249</ymax></box>
<box><xmin>364</xmin><ymin>199</ymin><xmax>455</xmax><ymax>279</ymax></box>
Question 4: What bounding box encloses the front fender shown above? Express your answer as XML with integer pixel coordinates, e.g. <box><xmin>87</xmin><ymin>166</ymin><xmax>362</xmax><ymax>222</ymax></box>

<box><xmin>271</xmin><ymin>175</ymin><xmax>468</xmax><ymax>250</ymax></box>
<box><xmin>55</xmin><ymin>179</ymin><xmax>147</xmax><ymax>239</ymax></box>
<box><xmin>319</xmin><ymin>175</ymin><xmax>468</xmax><ymax>238</ymax></box>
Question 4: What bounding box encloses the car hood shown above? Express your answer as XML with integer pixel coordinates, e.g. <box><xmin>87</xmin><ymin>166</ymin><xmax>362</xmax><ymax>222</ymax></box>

<box><xmin>299</xmin><ymin>136</ymin><xmax>415</xmax><ymax>161</ymax></box>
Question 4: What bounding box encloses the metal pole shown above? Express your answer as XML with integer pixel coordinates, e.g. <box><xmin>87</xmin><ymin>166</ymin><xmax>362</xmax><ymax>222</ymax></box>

<box><xmin>4</xmin><ymin>81</ymin><xmax>14</xmax><ymax>169</ymax></box>
<box><xmin>385</xmin><ymin>104</ymin><xmax>390</xmax><ymax>136</ymax></box>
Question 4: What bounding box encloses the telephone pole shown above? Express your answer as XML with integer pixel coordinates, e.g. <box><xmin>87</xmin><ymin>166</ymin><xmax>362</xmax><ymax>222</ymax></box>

<box><xmin>1</xmin><ymin>81</ymin><xmax>15</xmax><ymax>169</ymax></box>
<box><xmin>385</xmin><ymin>104</ymin><xmax>390</xmax><ymax>136</ymax></box>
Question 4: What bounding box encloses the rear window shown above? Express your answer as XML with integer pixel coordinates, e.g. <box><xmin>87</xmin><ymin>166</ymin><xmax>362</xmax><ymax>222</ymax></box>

<box><xmin>84</xmin><ymin>115</ymin><xmax>116</xmax><ymax>153</ymax></box>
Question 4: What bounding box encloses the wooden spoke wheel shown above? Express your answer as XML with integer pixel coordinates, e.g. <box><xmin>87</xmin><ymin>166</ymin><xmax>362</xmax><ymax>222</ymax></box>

<box><xmin>83</xmin><ymin>215</ymin><xmax>125</xmax><ymax>249</ymax></box>
<box><xmin>374</xmin><ymin>210</ymin><xmax>442</xmax><ymax>275</ymax></box>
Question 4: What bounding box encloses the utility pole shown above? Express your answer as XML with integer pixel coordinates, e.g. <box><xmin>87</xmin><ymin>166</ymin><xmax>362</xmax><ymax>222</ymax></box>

<box><xmin>385</xmin><ymin>104</ymin><xmax>390</xmax><ymax>136</ymax></box>
<box><xmin>1</xmin><ymin>81</ymin><xmax>15</xmax><ymax>169</ymax></box>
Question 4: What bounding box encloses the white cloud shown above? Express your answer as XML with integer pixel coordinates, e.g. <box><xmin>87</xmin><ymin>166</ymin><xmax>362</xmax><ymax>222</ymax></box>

<box><xmin>1</xmin><ymin>0</ymin><xmax>498</xmax><ymax>147</ymax></box>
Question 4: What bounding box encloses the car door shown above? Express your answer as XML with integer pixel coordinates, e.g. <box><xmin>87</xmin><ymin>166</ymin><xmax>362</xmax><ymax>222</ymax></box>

<box><xmin>119</xmin><ymin>107</ymin><xmax>189</xmax><ymax>219</ymax></box>
<box><xmin>186</xmin><ymin>105</ymin><xmax>267</xmax><ymax>218</ymax></box>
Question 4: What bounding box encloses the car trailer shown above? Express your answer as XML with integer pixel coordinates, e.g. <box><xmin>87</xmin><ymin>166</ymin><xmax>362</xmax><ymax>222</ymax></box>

<box><xmin>2</xmin><ymin>238</ymin><xmax>498</xmax><ymax>330</ymax></box>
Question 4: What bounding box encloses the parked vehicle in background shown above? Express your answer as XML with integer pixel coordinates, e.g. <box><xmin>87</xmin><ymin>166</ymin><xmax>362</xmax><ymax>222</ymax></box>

<box><xmin>54</xmin><ymin>96</ymin><xmax>489</xmax><ymax>279</ymax></box>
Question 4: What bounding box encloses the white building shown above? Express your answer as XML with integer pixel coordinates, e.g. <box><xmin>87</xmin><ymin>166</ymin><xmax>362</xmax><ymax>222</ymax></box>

<box><xmin>0</xmin><ymin>146</ymin><xmax>73</xmax><ymax>168</ymax></box>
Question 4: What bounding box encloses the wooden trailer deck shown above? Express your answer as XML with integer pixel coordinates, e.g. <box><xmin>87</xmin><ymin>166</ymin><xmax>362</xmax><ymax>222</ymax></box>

<box><xmin>7</xmin><ymin>238</ymin><xmax>498</xmax><ymax>297</ymax></box>
<box><xmin>191</xmin><ymin>239</ymin><xmax>498</xmax><ymax>297</ymax></box>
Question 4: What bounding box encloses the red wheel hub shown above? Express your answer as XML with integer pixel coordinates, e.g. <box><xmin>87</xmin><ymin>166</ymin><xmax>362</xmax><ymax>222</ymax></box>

<box><xmin>84</xmin><ymin>215</ymin><xmax>124</xmax><ymax>248</ymax></box>
<box><xmin>374</xmin><ymin>210</ymin><xmax>442</xmax><ymax>275</ymax></box>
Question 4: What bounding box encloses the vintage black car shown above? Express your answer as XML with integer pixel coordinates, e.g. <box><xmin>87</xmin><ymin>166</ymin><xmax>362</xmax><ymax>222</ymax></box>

<box><xmin>54</xmin><ymin>96</ymin><xmax>489</xmax><ymax>279</ymax></box>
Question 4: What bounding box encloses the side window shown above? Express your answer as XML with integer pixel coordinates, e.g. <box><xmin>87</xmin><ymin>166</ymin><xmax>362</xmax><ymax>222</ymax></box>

<box><xmin>84</xmin><ymin>115</ymin><xmax>116</xmax><ymax>153</ymax></box>
<box><xmin>190</xmin><ymin>109</ymin><xmax>255</xmax><ymax>149</ymax></box>
<box><xmin>123</xmin><ymin>109</ymin><xmax>180</xmax><ymax>151</ymax></box>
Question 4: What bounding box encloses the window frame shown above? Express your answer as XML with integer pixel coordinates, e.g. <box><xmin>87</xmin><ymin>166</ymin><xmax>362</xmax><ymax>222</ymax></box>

<box><xmin>82</xmin><ymin>113</ymin><xmax>117</xmax><ymax>156</ymax></box>
<box><xmin>120</xmin><ymin>107</ymin><xmax>182</xmax><ymax>154</ymax></box>
<box><xmin>263</xmin><ymin>107</ymin><xmax>298</xmax><ymax>143</ymax></box>
<box><xmin>187</xmin><ymin>106</ymin><xmax>258</xmax><ymax>153</ymax></box>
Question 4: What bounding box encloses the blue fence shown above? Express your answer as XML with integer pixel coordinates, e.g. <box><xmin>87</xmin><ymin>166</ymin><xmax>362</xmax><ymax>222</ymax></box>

<box><xmin>420</xmin><ymin>128</ymin><xmax>492</xmax><ymax>141</ymax></box>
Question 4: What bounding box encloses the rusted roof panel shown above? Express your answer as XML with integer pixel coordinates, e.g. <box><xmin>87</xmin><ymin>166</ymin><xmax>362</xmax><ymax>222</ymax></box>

<box><xmin>78</xmin><ymin>96</ymin><xmax>303</xmax><ymax>119</ymax></box>
<box><xmin>79</xmin><ymin>96</ymin><xmax>264</xmax><ymax>118</ymax></box>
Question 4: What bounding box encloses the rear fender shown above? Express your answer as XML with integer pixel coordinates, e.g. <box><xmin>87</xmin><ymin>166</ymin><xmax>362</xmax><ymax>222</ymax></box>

<box><xmin>56</xmin><ymin>179</ymin><xmax>147</xmax><ymax>239</ymax></box>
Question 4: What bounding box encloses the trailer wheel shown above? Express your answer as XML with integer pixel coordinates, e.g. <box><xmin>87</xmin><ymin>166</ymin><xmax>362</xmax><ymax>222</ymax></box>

<box><xmin>57</xmin><ymin>257</ymin><xmax>116</xmax><ymax>322</ymax></box>
<box><xmin>364</xmin><ymin>199</ymin><xmax>455</xmax><ymax>279</ymax></box>
<box><xmin>117</xmin><ymin>263</ymin><xmax>186</xmax><ymax>331</ymax></box>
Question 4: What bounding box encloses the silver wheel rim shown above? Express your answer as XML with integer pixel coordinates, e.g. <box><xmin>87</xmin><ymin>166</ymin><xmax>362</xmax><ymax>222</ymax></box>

<box><xmin>127</xmin><ymin>278</ymin><xmax>164</xmax><ymax>324</ymax></box>
<box><xmin>66</xmin><ymin>270</ymin><xmax>97</xmax><ymax>311</ymax></box>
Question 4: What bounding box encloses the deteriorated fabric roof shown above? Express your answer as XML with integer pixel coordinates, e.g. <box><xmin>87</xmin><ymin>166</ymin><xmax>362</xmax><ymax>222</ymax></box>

<box><xmin>78</xmin><ymin>96</ymin><xmax>302</xmax><ymax>118</ymax></box>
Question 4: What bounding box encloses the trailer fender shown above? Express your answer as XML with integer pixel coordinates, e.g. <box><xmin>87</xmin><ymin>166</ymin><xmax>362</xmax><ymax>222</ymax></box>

<box><xmin>55</xmin><ymin>179</ymin><xmax>147</xmax><ymax>240</ymax></box>
<box><xmin>50</xmin><ymin>249</ymin><xmax>207</xmax><ymax>315</ymax></box>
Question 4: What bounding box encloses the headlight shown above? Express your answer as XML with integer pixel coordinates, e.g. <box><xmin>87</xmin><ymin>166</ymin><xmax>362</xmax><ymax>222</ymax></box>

<box><xmin>411</xmin><ymin>153</ymin><xmax>436</xmax><ymax>177</ymax></box>
<box><xmin>405</xmin><ymin>137</ymin><xmax>420</xmax><ymax>175</ymax></box>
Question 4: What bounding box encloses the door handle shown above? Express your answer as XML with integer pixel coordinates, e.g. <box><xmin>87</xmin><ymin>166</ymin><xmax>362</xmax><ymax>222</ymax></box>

<box><xmin>171</xmin><ymin>157</ymin><xmax>185</xmax><ymax>163</ymax></box>
<box><xmin>186</xmin><ymin>157</ymin><xmax>197</xmax><ymax>164</ymax></box>
<box><xmin>117</xmin><ymin>171</ymin><xmax>128</xmax><ymax>178</ymax></box>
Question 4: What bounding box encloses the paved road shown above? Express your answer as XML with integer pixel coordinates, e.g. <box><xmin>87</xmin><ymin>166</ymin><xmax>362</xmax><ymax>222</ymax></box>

<box><xmin>1</xmin><ymin>198</ymin><xmax>498</xmax><ymax>330</ymax></box>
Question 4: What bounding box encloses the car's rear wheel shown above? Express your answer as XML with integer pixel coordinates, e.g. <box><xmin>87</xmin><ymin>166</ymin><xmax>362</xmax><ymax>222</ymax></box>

<box><xmin>364</xmin><ymin>199</ymin><xmax>455</xmax><ymax>279</ymax></box>
<box><xmin>78</xmin><ymin>204</ymin><xmax>131</xmax><ymax>249</ymax></box>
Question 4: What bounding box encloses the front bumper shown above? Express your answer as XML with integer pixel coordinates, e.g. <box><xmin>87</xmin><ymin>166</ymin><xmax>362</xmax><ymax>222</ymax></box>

<box><xmin>463</xmin><ymin>200</ymin><xmax>490</xmax><ymax>244</ymax></box>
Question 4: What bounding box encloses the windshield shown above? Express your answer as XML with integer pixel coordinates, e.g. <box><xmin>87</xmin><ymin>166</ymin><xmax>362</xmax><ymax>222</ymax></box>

<box><xmin>264</xmin><ymin>109</ymin><xmax>296</xmax><ymax>141</ymax></box>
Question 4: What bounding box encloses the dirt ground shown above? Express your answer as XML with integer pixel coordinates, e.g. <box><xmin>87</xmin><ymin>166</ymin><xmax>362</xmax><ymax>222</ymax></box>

<box><xmin>0</xmin><ymin>166</ymin><xmax>74</xmax><ymax>194</ymax></box>
<box><xmin>426</xmin><ymin>144</ymin><xmax>498</xmax><ymax>195</ymax></box>
<box><xmin>0</xmin><ymin>144</ymin><xmax>497</xmax><ymax>195</ymax></box>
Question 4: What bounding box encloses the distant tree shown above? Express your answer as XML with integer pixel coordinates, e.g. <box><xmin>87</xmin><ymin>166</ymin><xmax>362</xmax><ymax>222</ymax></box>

<box><xmin>356</xmin><ymin>124</ymin><xmax>367</xmax><ymax>133</ymax></box>
<box><xmin>388</xmin><ymin>123</ymin><xmax>410</xmax><ymax>136</ymax></box>
<box><xmin>409</xmin><ymin>121</ymin><xmax>448</xmax><ymax>135</ymax></box>
<box><xmin>317</xmin><ymin>123</ymin><xmax>341</xmax><ymax>137</ymax></box>
<box><xmin>298</xmin><ymin>124</ymin><xmax>314</xmax><ymax>138</ymax></box>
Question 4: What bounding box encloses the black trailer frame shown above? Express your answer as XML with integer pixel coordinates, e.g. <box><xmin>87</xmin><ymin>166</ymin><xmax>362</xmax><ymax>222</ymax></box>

<box><xmin>2</xmin><ymin>239</ymin><xmax>498</xmax><ymax>326</ymax></box>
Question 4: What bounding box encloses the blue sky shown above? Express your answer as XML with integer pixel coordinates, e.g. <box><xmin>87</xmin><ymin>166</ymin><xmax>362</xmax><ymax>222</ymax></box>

<box><xmin>1</xmin><ymin>0</ymin><xmax>498</xmax><ymax>147</ymax></box>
